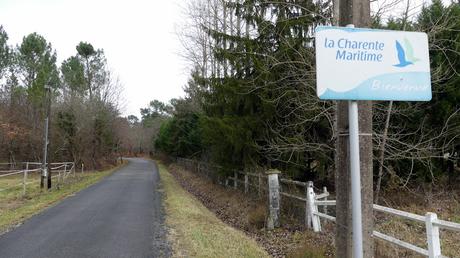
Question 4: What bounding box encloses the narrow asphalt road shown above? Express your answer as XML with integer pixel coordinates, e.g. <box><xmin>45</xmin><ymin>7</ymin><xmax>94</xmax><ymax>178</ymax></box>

<box><xmin>0</xmin><ymin>158</ymin><xmax>170</xmax><ymax>258</ymax></box>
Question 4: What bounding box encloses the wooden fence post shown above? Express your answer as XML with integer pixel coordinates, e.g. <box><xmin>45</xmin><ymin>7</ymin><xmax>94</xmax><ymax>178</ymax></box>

<box><xmin>305</xmin><ymin>183</ymin><xmax>312</xmax><ymax>228</ymax></box>
<box><xmin>81</xmin><ymin>163</ymin><xmax>84</xmax><ymax>174</ymax></box>
<box><xmin>64</xmin><ymin>163</ymin><xmax>67</xmax><ymax>183</ymax></box>
<box><xmin>426</xmin><ymin>212</ymin><xmax>441</xmax><ymax>258</ymax></box>
<box><xmin>306</xmin><ymin>181</ymin><xmax>321</xmax><ymax>232</ymax></box>
<box><xmin>266</xmin><ymin>169</ymin><xmax>281</xmax><ymax>230</ymax></box>
<box><xmin>58</xmin><ymin>165</ymin><xmax>62</xmax><ymax>186</ymax></box>
<box><xmin>22</xmin><ymin>162</ymin><xmax>29</xmax><ymax>196</ymax></box>
<box><xmin>244</xmin><ymin>173</ymin><xmax>249</xmax><ymax>194</ymax></box>
<box><xmin>323</xmin><ymin>186</ymin><xmax>329</xmax><ymax>215</ymax></box>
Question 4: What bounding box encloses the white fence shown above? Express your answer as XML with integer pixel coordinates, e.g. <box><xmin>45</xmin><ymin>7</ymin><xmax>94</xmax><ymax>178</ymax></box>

<box><xmin>0</xmin><ymin>162</ymin><xmax>76</xmax><ymax>195</ymax></box>
<box><xmin>302</xmin><ymin>182</ymin><xmax>460</xmax><ymax>258</ymax></box>
<box><xmin>176</xmin><ymin>158</ymin><xmax>460</xmax><ymax>258</ymax></box>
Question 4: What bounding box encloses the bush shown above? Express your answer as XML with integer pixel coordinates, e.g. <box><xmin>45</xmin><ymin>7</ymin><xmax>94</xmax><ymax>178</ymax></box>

<box><xmin>247</xmin><ymin>204</ymin><xmax>267</xmax><ymax>230</ymax></box>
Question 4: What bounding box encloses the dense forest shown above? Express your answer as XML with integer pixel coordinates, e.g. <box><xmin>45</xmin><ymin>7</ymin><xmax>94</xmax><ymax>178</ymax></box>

<box><xmin>151</xmin><ymin>0</ymin><xmax>460</xmax><ymax>195</ymax></box>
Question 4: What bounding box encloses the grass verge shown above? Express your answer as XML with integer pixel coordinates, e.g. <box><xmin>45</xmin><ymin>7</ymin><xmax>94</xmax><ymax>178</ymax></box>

<box><xmin>0</xmin><ymin>163</ymin><xmax>124</xmax><ymax>234</ymax></box>
<box><xmin>158</xmin><ymin>162</ymin><xmax>270</xmax><ymax>258</ymax></box>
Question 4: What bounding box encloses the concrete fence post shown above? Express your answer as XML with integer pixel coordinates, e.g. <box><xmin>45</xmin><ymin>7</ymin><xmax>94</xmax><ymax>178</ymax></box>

<box><xmin>426</xmin><ymin>212</ymin><xmax>441</xmax><ymax>258</ymax></box>
<box><xmin>81</xmin><ymin>163</ymin><xmax>84</xmax><ymax>174</ymax></box>
<box><xmin>244</xmin><ymin>173</ymin><xmax>249</xmax><ymax>194</ymax></box>
<box><xmin>266</xmin><ymin>169</ymin><xmax>281</xmax><ymax>230</ymax></box>
<box><xmin>306</xmin><ymin>181</ymin><xmax>321</xmax><ymax>232</ymax></box>
<box><xmin>233</xmin><ymin>171</ymin><xmax>237</xmax><ymax>189</ymax></box>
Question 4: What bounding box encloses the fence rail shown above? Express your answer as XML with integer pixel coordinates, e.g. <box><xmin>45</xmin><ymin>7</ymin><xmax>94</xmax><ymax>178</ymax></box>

<box><xmin>176</xmin><ymin>157</ymin><xmax>460</xmax><ymax>258</ymax></box>
<box><xmin>309</xmin><ymin>188</ymin><xmax>459</xmax><ymax>258</ymax></box>
<box><xmin>0</xmin><ymin>162</ymin><xmax>76</xmax><ymax>195</ymax></box>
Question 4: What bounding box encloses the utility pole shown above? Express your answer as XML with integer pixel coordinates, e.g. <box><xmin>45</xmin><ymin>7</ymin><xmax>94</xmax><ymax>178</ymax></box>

<box><xmin>335</xmin><ymin>0</ymin><xmax>373</xmax><ymax>257</ymax></box>
<box><xmin>41</xmin><ymin>85</ymin><xmax>52</xmax><ymax>189</ymax></box>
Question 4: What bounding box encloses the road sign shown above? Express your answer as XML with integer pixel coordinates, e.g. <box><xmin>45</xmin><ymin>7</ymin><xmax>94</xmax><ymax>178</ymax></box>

<box><xmin>315</xmin><ymin>26</ymin><xmax>431</xmax><ymax>101</ymax></box>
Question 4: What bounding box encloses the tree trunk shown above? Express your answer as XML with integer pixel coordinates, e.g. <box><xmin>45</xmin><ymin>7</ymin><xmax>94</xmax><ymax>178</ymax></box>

<box><xmin>375</xmin><ymin>101</ymin><xmax>392</xmax><ymax>204</ymax></box>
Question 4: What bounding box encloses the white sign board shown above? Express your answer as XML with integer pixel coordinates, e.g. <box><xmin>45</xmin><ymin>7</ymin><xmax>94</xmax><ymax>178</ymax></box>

<box><xmin>315</xmin><ymin>26</ymin><xmax>431</xmax><ymax>101</ymax></box>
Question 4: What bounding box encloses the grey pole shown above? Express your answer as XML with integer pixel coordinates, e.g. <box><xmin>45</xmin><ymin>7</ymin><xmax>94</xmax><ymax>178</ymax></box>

<box><xmin>41</xmin><ymin>115</ymin><xmax>49</xmax><ymax>188</ymax></box>
<box><xmin>41</xmin><ymin>85</ymin><xmax>51</xmax><ymax>189</ymax></box>
<box><xmin>349</xmin><ymin>98</ymin><xmax>363</xmax><ymax>258</ymax></box>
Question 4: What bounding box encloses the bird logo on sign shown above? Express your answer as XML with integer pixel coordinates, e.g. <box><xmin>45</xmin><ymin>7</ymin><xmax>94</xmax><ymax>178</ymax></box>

<box><xmin>394</xmin><ymin>38</ymin><xmax>420</xmax><ymax>67</ymax></box>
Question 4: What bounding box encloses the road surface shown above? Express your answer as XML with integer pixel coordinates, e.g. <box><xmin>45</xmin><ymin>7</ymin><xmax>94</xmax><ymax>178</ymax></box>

<box><xmin>0</xmin><ymin>158</ymin><xmax>170</xmax><ymax>258</ymax></box>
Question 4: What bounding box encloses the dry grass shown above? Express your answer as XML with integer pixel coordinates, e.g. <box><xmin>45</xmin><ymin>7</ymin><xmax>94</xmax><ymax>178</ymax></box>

<box><xmin>287</xmin><ymin>239</ymin><xmax>329</xmax><ymax>258</ymax></box>
<box><xmin>374</xmin><ymin>190</ymin><xmax>460</xmax><ymax>257</ymax></box>
<box><xmin>0</xmin><ymin>164</ymin><xmax>124</xmax><ymax>234</ymax></box>
<box><xmin>158</xmin><ymin>162</ymin><xmax>270</xmax><ymax>258</ymax></box>
<box><xmin>165</xmin><ymin>163</ymin><xmax>335</xmax><ymax>257</ymax></box>
<box><xmin>0</xmin><ymin>173</ymin><xmax>41</xmax><ymax>200</ymax></box>
<box><xmin>247</xmin><ymin>203</ymin><xmax>267</xmax><ymax>229</ymax></box>
<box><xmin>167</xmin><ymin>162</ymin><xmax>460</xmax><ymax>257</ymax></box>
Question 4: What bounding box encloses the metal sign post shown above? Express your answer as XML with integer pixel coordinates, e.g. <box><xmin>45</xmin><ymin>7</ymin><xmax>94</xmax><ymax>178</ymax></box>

<box><xmin>347</xmin><ymin>23</ymin><xmax>363</xmax><ymax>258</ymax></box>
<box><xmin>349</xmin><ymin>100</ymin><xmax>363</xmax><ymax>258</ymax></box>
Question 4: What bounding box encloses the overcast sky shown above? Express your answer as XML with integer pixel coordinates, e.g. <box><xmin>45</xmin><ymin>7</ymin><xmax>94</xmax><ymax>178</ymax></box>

<box><xmin>0</xmin><ymin>0</ymin><xmax>188</xmax><ymax>117</ymax></box>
